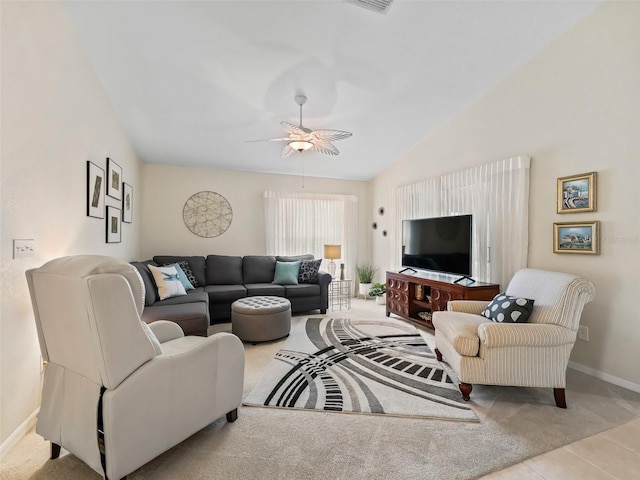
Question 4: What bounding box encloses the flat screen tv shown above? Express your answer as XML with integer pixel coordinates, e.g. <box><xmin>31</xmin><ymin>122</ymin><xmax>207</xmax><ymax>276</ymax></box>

<box><xmin>401</xmin><ymin>214</ymin><xmax>472</xmax><ymax>277</ymax></box>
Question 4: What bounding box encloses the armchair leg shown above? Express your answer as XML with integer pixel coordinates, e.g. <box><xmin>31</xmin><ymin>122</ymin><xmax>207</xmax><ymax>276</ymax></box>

<box><xmin>459</xmin><ymin>382</ymin><xmax>472</xmax><ymax>401</ymax></box>
<box><xmin>554</xmin><ymin>388</ymin><xmax>567</xmax><ymax>408</ymax></box>
<box><xmin>226</xmin><ymin>408</ymin><xmax>238</xmax><ymax>422</ymax></box>
<box><xmin>434</xmin><ymin>348</ymin><xmax>443</xmax><ymax>361</ymax></box>
<box><xmin>50</xmin><ymin>442</ymin><xmax>61</xmax><ymax>459</ymax></box>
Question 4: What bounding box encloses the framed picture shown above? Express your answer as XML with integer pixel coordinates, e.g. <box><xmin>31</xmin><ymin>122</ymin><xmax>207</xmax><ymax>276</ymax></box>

<box><xmin>107</xmin><ymin>158</ymin><xmax>123</xmax><ymax>200</ymax></box>
<box><xmin>86</xmin><ymin>161</ymin><xmax>105</xmax><ymax>218</ymax></box>
<box><xmin>557</xmin><ymin>171</ymin><xmax>596</xmax><ymax>213</ymax></box>
<box><xmin>553</xmin><ymin>221</ymin><xmax>600</xmax><ymax>254</ymax></box>
<box><xmin>122</xmin><ymin>182</ymin><xmax>133</xmax><ymax>223</ymax></box>
<box><xmin>106</xmin><ymin>206</ymin><xmax>122</xmax><ymax>243</ymax></box>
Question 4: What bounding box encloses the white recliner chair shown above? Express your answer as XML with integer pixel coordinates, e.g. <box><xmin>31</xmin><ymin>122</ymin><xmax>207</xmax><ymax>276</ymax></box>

<box><xmin>26</xmin><ymin>255</ymin><xmax>245</xmax><ymax>480</ymax></box>
<box><xmin>433</xmin><ymin>268</ymin><xmax>595</xmax><ymax>408</ymax></box>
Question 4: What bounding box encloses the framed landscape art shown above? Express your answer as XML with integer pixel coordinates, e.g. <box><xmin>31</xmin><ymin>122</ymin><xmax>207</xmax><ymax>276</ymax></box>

<box><xmin>553</xmin><ymin>221</ymin><xmax>599</xmax><ymax>255</ymax></box>
<box><xmin>107</xmin><ymin>157</ymin><xmax>123</xmax><ymax>200</ymax></box>
<box><xmin>122</xmin><ymin>182</ymin><xmax>133</xmax><ymax>223</ymax></box>
<box><xmin>86</xmin><ymin>161</ymin><xmax>105</xmax><ymax>218</ymax></box>
<box><xmin>106</xmin><ymin>206</ymin><xmax>122</xmax><ymax>243</ymax></box>
<box><xmin>557</xmin><ymin>171</ymin><xmax>596</xmax><ymax>213</ymax></box>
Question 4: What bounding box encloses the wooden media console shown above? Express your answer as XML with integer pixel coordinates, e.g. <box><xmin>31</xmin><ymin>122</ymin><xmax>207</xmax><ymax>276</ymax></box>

<box><xmin>386</xmin><ymin>270</ymin><xmax>500</xmax><ymax>329</ymax></box>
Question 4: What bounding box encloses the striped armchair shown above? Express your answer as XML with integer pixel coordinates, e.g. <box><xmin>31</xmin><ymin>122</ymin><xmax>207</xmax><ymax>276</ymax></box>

<box><xmin>433</xmin><ymin>269</ymin><xmax>596</xmax><ymax>408</ymax></box>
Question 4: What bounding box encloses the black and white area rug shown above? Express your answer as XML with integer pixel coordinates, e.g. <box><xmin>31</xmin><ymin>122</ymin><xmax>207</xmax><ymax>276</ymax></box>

<box><xmin>243</xmin><ymin>317</ymin><xmax>479</xmax><ymax>422</ymax></box>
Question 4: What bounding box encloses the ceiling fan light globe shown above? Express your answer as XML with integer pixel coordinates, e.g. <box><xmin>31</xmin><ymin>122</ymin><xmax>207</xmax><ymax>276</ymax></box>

<box><xmin>289</xmin><ymin>140</ymin><xmax>313</xmax><ymax>152</ymax></box>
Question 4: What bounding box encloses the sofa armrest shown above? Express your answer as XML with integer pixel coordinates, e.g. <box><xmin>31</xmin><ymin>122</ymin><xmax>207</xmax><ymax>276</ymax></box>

<box><xmin>478</xmin><ymin>323</ymin><xmax>576</xmax><ymax>348</ymax></box>
<box><xmin>148</xmin><ymin>320</ymin><xmax>185</xmax><ymax>343</ymax></box>
<box><xmin>317</xmin><ymin>270</ymin><xmax>332</xmax><ymax>287</ymax></box>
<box><xmin>447</xmin><ymin>300</ymin><xmax>489</xmax><ymax>315</ymax></box>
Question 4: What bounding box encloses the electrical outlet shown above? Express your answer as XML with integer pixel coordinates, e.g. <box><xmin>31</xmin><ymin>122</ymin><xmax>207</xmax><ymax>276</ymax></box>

<box><xmin>578</xmin><ymin>326</ymin><xmax>589</xmax><ymax>341</ymax></box>
<box><xmin>13</xmin><ymin>239</ymin><xmax>35</xmax><ymax>258</ymax></box>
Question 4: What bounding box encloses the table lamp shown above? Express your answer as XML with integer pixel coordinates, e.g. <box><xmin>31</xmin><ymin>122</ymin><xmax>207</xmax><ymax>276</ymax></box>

<box><xmin>323</xmin><ymin>244</ymin><xmax>341</xmax><ymax>278</ymax></box>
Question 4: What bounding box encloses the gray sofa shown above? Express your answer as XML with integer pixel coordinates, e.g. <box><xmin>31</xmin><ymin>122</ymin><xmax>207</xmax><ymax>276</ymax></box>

<box><xmin>132</xmin><ymin>254</ymin><xmax>331</xmax><ymax>336</ymax></box>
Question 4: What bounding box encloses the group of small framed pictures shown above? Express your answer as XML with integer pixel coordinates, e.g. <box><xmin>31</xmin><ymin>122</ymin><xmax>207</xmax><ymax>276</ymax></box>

<box><xmin>87</xmin><ymin>158</ymin><xmax>133</xmax><ymax>243</ymax></box>
<box><xmin>554</xmin><ymin>171</ymin><xmax>599</xmax><ymax>255</ymax></box>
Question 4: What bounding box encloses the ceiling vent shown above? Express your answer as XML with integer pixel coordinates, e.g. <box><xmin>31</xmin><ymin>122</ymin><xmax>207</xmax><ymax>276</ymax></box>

<box><xmin>346</xmin><ymin>0</ymin><xmax>394</xmax><ymax>15</ymax></box>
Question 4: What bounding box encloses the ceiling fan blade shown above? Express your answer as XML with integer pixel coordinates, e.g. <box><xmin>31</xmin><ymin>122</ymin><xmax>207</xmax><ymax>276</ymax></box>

<box><xmin>246</xmin><ymin>137</ymin><xmax>291</xmax><ymax>143</ymax></box>
<box><xmin>312</xmin><ymin>129</ymin><xmax>353</xmax><ymax>141</ymax></box>
<box><xmin>281</xmin><ymin>144</ymin><xmax>296</xmax><ymax>158</ymax></box>
<box><xmin>311</xmin><ymin>139</ymin><xmax>339</xmax><ymax>155</ymax></box>
<box><xmin>281</xmin><ymin>122</ymin><xmax>306</xmax><ymax>136</ymax></box>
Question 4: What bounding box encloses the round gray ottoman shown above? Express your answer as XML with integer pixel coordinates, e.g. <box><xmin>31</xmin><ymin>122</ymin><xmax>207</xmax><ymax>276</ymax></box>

<box><xmin>231</xmin><ymin>296</ymin><xmax>291</xmax><ymax>343</ymax></box>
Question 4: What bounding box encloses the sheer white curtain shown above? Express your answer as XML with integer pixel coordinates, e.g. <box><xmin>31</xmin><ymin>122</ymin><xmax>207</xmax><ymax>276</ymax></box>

<box><xmin>391</xmin><ymin>177</ymin><xmax>440</xmax><ymax>268</ymax></box>
<box><xmin>392</xmin><ymin>156</ymin><xmax>530</xmax><ymax>289</ymax></box>
<box><xmin>264</xmin><ymin>191</ymin><xmax>358</xmax><ymax>282</ymax></box>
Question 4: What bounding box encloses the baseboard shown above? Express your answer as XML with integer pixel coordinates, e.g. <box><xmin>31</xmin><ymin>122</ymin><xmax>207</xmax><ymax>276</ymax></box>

<box><xmin>0</xmin><ymin>408</ymin><xmax>39</xmax><ymax>460</ymax></box>
<box><xmin>569</xmin><ymin>361</ymin><xmax>640</xmax><ymax>394</ymax></box>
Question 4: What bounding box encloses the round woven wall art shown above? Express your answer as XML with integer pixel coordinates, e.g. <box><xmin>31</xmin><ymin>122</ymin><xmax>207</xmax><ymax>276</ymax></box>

<box><xmin>182</xmin><ymin>191</ymin><xmax>233</xmax><ymax>238</ymax></box>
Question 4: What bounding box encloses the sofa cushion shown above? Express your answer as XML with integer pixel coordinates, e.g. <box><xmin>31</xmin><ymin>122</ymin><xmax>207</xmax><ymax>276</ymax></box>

<box><xmin>276</xmin><ymin>254</ymin><xmax>314</xmax><ymax>263</ymax></box>
<box><xmin>204</xmin><ymin>284</ymin><xmax>247</xmax><ymax>302</ymax></box>
<box><xmin>245</xmin><ymin>283</ymin><xmax>285</xmax><ymax>297</ymax></box>
<box><xmin>481</xmin><ymin>293</ymin><xmax>534</xmax><ymax>323</ymax></box>
<box><xmin>148</xmin><ymin>265</ymin><xmax>187</xmax><ymax>300</ymax></box>
<box><xmin>298</xmin><ymin>259</ymin><xmax>322</xmax><ymax>284</ymax></box>
<box><xmin>153</xmin><ymin>256</ymin><xmax>206</xmax><ymax>287</ymax></box>
<box><xmin>273</xmin><ymin>260</ymin><xmax>300</xmax><ymax>285</ymax></box>
<box><xmin>432</xmin><ymin>311</ymin><xmax>487</xmax><ymax>357</ymax></box>
<box><xmin>284</xmin><ymin>283</ymin><xmax>321</xmax><ymax>298</ymax></box>
<box><xmin>154</xmin><ymin>289</ymin><xmax>207</xmax><ymax>306</ymax></box>
<box><xmin>206</xmin><ymin>255</ymin><xmax>243</xmax><ymax>285</ymax></box>
<box><xmin>243</xmin><ymin>256</ymin><xmax>276</xmax><ymax>284</ymax></box>
<box><xmin>141</xmin><ymin>303</ymin><xmax>209</xmax><ymax>337</ymax></box>
<box><xmin>131</xmin><ymin>261</ymin><xmax>158</xmax><ymax>306</ymax></box>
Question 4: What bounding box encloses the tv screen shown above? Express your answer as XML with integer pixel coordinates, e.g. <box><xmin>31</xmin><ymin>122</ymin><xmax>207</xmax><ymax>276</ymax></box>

<box><xmin>402</xmin><ymin>215</ymin><xmax>472</xmax><ymax>276</ymax></box>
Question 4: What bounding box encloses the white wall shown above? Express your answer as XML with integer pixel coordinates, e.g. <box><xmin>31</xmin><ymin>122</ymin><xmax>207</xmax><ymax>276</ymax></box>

<box><xmin>0</xmin><ymin>1</ymin><xmax>141</xmax><ymax>447</ymax></box>
<box><xmin>141</xmin><ymin>164</ymin><xmax>371</xmax><ymax>278</ymax></box>
<box><xmin>371</xmin><ymin>1</ymin><xmax>640</xmax><ymax>387</ymax></box>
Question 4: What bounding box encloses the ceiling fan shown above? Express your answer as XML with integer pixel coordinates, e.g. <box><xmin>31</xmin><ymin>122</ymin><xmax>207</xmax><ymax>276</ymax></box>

<box><xmin>252</xmin><ymin>94</ymin><xmax>352</xmax><ymax>158</ymax></box>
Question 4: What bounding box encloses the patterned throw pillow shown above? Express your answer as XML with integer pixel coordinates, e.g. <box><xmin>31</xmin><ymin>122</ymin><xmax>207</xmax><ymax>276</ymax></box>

<box><xmin>481</xmin><ymin>293</ymin><xmax>534</xmax><ymax>323</ymax></box>
<box><xmin>298</xmin><ymin>259</ymin><xmax>322</xmax><ymax>284</ymax></box>
<box><xmin>163</xmin><ymin>263</ymin><xmax>195</xmax><ymax>291</ymax></box>
<box><xmin>148</xmin><ymin>265</ymin><xmax>187</xmax><ymax>300</ymax></box>
<box><xmin>162</xmin><ymin>260</ymin><xmax>199</xmax><ymax>287</ymax></box>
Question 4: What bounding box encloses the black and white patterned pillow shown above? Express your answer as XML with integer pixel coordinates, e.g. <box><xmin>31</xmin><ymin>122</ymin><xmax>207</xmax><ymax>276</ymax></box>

<box><xmin>163</xmin><ymin>260</ymin><xmax>199</xmax><ymax>287</ymax></box>
<box><xmin>481</xmin><ymin>293</ymin><xmax>534</xmax><ymax>323</ymax></box>
<box><xmin>298</xmin><ymin>259</ymin><xmax>322</xmax><ymax>284</ymax></box>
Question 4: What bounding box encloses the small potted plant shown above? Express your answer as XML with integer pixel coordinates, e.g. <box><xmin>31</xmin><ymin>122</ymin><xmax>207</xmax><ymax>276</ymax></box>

<box><xmin>356</xmin><ymin>262</ymin><xmax>378</xmax><ymax>299</ymax></box>
<box><xmin>369</xmin><ymin>282</ymin><xmax>386</xmax><ymax>305</ymax></box>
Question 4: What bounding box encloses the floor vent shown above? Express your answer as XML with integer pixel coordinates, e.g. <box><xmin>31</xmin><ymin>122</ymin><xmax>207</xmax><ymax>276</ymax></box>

<box><xmin>346</xmin><ymin>0</ymin><xmax>394</xmax><ymax>15</ymax></box>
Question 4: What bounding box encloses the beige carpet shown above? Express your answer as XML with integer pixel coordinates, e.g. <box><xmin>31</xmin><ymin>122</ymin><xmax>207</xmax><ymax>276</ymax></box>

<box><xmin>3</xmin><ymin>299</ymin><xmax>640</xmax><ymax>480</ymax></box>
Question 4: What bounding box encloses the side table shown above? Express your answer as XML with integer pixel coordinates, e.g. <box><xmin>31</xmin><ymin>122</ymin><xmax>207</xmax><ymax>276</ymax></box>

<box><xmin>329</xmin><ymin>279</ymin><xmax>352</xmax><ymax>311</ymax></box>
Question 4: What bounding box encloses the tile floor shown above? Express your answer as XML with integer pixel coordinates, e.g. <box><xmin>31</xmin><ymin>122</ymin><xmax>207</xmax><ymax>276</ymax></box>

<box><xmin>480</xmin><ymin>417</ymin><xmax>640</xmax><ymax>479</ymax></box>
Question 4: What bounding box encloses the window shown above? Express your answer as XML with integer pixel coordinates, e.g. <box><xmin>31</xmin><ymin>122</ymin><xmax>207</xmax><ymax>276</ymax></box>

<box><xmin>264</xmin><ymin>191</ymin><xmax>357</xmax><ymax>281</ymax></box>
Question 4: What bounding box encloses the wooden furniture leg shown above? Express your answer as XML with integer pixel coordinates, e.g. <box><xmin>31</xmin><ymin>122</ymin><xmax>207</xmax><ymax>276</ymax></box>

<box><xmin>226</xmin><ymin>408</ymin><xmax>238</xmax><ymax>422</ymax></box>
<box><xmin>554</xmin><ymin>388</ymin><xmax>567</xmax><ymax>408</ymax></box>
<box><xmin>51</xmin><ymin>443</ymin><xmax>61</xmax><ymax>459</ymax></box>
<box><xmin>459</xmin><ymin>382</ymin><xmax>472</xmax><ymax>401</ymax></box>
<box><xmin>434</xmin><ymin>348</ymin><xmax>443</xmax><ymax>361</ymax></box>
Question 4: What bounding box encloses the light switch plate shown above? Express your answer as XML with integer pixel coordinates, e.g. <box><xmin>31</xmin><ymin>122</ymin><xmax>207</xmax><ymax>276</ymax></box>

<box><xmin>13</xmin><ymin>239</ymin><xmax>35</xmax><ymax>258</ymax></box>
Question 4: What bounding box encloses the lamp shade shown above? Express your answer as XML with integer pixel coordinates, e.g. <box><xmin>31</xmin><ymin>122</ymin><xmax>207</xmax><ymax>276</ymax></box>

<box><xmin>324</xmin><ymin>244</ymin><xmax>341</xmax><ymax>260</ymax></box>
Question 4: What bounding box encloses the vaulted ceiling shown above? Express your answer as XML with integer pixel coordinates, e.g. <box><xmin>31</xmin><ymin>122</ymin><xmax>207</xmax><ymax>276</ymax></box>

<box><xmin>63</xmin><ymin>1</ymin><xmax>600</xmax><ymax>180</ymax></box>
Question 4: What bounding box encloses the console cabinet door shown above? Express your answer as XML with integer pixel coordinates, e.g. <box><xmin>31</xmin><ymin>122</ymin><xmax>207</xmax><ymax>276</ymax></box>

<box><xmin>387</xmin><ymin>277</ymin><xmax>410</xmax><ymax>318</ymax></box>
